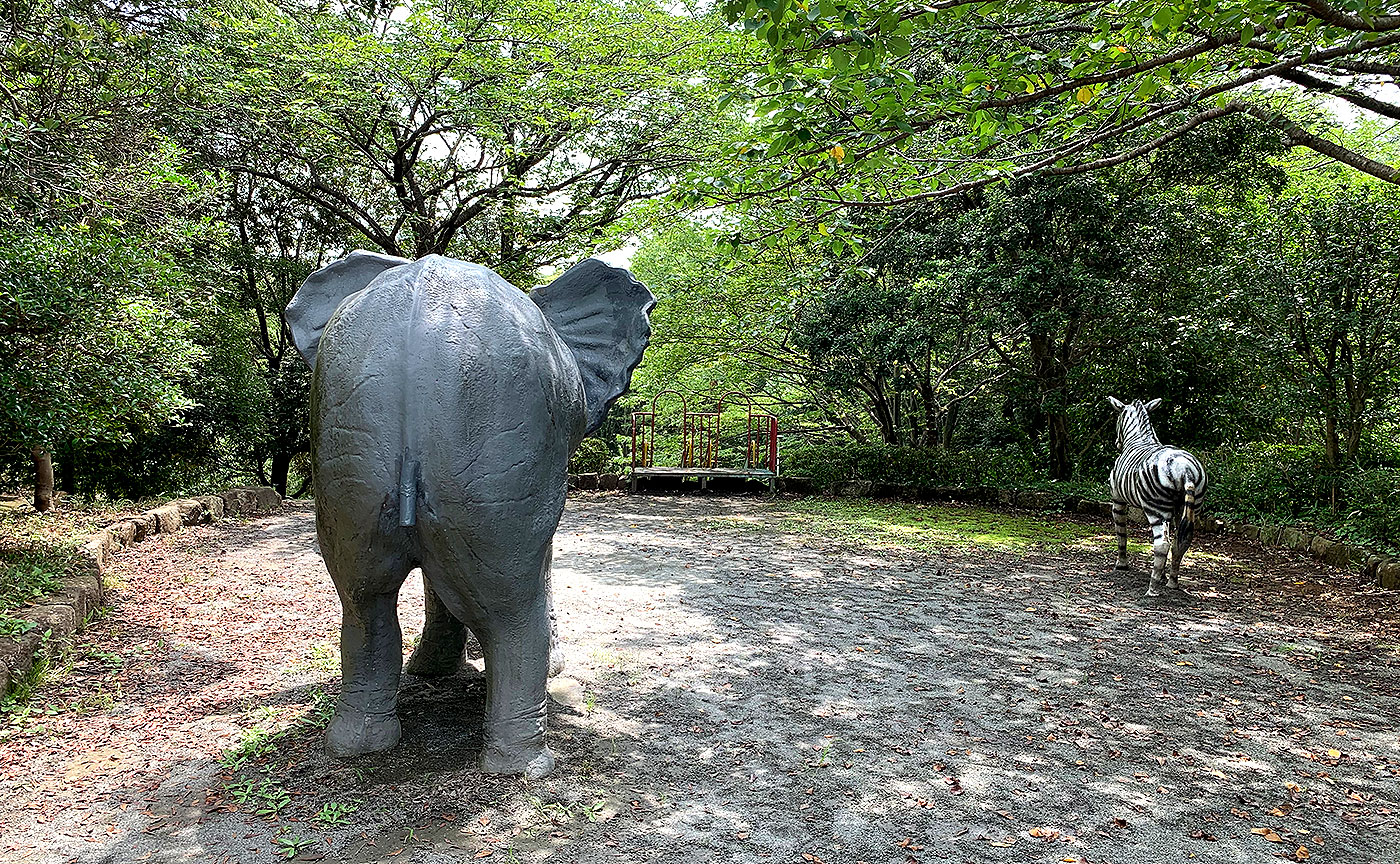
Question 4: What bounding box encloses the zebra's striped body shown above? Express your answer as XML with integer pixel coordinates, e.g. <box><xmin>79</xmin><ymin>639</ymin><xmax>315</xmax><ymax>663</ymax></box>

<box><xmin>1107</xmin><ymin>397</ymin><xmax>1207</xmax><ymax>597</ymax></box>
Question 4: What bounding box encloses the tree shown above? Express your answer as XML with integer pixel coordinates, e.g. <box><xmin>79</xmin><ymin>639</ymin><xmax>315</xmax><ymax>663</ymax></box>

<box><xmin>182</xmin><ymin>0</ymin><xmax>746</xmax><ymax>281</ymax></box>
<box><xmin>0</xmin><ymin>0</ymin><xmax>211</xmax><ymax>509</ymax></box>
<box><xmin>0</xmin><ymin>230</ymin><xmax>203</xmax><ymax>509</ymax></box>
<box><xmin>791</xmin><ymin>217</ymin><xmax>1013</xmax><ymax>447</ymax></box>
<box><xmin>1245</xmin><ymin>183</ymin><xmax>1400</xmax><ymax>478</ymax></box>
<box><xmin>709</xmin><ymin>0</ymin><xmax>1400</xmax><ymax>226</ymax></box>
<box><xmin>222</xmin><ymin>175</ymin><xmax>343</xmax><ymax>497</ymax></box>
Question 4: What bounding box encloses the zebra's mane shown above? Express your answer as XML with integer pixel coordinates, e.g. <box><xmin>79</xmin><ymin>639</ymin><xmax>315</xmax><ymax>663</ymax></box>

<box><xmin>1116</xmin><ymin>399</ymin><xmax>1161</xmax><ymax>450</ymax></box>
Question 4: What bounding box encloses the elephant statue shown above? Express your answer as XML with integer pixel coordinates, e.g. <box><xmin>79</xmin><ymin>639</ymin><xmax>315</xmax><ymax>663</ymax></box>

<box><xmin>285</xmin><ymin>251</ymin><xmax>653</xmax><ymax>777</ymax></box>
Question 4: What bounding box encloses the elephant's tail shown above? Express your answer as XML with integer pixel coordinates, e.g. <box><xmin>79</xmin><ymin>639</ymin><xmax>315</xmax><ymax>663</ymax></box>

<box><xmin>399</xmin><ymin>456</ymin><xmax>419</xmax><ymax>527</ymax></box>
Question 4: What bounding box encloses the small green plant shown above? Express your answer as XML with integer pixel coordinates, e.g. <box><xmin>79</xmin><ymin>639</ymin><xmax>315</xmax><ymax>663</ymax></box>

<box><xmin>254</xmin><ymin>780</ymin><xmax>292</xmax><ymax>818</ymax></box>
<box><xmin>313</xmin><ymin>800</ymin><xmax>357</xmax><ymax>827</ymax></box>
<box><xmin>274</xmin><ymin>833</ymin><xmax>317</xmax><ymax>859</ymax></box>
<box><xmin>219</xmin><ymin>726</ymin><xmax>279</xmax><ymax>771</ymax></box>
<box><xmin>291</xmin><ymin>640</ymin><xmax>338</xmax><ymax>674</ymax></box>
<box><xmin>0</xmin><ymin>616</ymin><xmax>35</xmax><ymax>639</ymax></box>
<box><xmin>89</xmin><ymin>649</ymin><xmax>123</xmax><ymax>669</ymax></box>
<box><xmin>297</xmin><ymin>687</ymin><xmax>336</xmax><ymax>730</ymax></box>
<box><xmin>579</xmin><ymin>799</ymin><xmax>607</xmax><ymax>822</ymax></box>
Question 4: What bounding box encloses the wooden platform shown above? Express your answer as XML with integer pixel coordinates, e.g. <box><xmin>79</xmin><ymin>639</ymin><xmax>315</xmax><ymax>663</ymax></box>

<box><xmin>629</xmin><ymin>466</ymin><xmax>777</xmax><ymax>492</ymax></box>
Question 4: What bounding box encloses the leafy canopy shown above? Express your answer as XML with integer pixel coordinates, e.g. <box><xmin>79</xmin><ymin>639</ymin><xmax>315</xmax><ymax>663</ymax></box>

<box><xmin>707</xmin><ymin>0</ymin><xmax>1400</xmax><ymax>228</ymax></box>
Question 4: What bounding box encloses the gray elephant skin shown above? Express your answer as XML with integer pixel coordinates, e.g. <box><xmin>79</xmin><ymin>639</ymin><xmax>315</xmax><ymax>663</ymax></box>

<box><xmin>285</xmin><ymin>251</ymin><xmax>653</xmax><ymax>778</ymax></box>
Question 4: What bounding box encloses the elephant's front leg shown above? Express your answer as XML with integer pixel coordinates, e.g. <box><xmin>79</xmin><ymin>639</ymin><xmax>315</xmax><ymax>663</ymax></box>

<box><xmin>543</xmin><ymin>543</ymin><xmax>564</xmax><ymax>677</ymax></box>
<box><xmin>406</xmin><ymin>578</ymin><xmax>469</xmax><ymax>678</ymax></box>
<box><xmin>327</xmin><ymin>589</ymin><xmax>406</xmax><ymax>757</ymax></box>
<box><xmin>477</xmin><ymin>590</ymin><xmax>555</xmax><ymax>779</ymax></box>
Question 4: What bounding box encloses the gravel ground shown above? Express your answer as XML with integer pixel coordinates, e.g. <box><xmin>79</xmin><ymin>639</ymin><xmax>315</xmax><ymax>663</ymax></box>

<box><xmin>1</xmin><ymin>494</ymin><xmax>1398</xmax><ymax>864</ymax></box>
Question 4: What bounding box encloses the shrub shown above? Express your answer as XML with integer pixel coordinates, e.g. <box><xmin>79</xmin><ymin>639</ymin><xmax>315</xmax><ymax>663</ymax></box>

<box><xmin>784</xmin><ymin>442</ymin><xmax>1037</xmax><ymax>491</ymax></box>
<box><xmin>569</xmin><ymin>437</ymin><xmax>613</xmax><ymax>474</ymax></box>
<box><xmin>1201</xmin><ymin>442</ymin><xmax>1333</xmax><ymax>520</ymax></box>
<box><xmin>1337</xmin><ymin>467</ymin><xmax>1400</xmax><ymax>549</ymax></box>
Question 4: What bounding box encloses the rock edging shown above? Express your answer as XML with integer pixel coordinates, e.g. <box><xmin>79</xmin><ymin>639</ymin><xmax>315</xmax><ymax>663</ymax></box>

<box><xmin>0</xmin><ymin>487</ymin><xmax>283</xmax><ymax>697</ymax></box>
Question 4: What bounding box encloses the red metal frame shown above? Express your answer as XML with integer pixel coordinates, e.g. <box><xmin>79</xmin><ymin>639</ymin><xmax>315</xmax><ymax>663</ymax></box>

<box><xmin>631</xmin><ymin>390</ymin><xmax>779</xmax><ymax>474</ymax></box>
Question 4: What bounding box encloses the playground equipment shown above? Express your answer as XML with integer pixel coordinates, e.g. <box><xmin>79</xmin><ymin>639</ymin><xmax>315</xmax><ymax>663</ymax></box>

<box><xmin>630</xmin><ymin>390</ymin><xmax>778</xmax><ymax>492</ymax></box>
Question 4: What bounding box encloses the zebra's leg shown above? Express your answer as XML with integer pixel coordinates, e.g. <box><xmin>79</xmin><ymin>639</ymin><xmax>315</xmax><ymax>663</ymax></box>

<box><xmin>1147</xmin><ymin>517</ymin><xmax>1170</xmax><ymax>598</ymax></box>
<box><xmin>1169</xmin><ymin>515</ymin><xmax>1195</xmax><ymax>590</ymax></box>
<box><xmin>1112</xmin><ymin>500</ymin><xmax>1132</xmax><ymax>571</ymax></box>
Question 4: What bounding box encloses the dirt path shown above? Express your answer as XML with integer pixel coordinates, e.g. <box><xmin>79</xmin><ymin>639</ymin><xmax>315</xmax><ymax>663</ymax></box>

<box><xmin>2</xmin><ymin>495</ymin><xmax>1398</xmax><ymax>864</ymax></box>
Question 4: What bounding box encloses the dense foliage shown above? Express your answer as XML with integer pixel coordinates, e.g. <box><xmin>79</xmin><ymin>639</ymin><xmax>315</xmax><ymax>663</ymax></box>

<box><xmin>1</xmin><ymin>0</ymin><xmax>1397</xmax><ymax>553</ymax></box>
<box><xmin>627</xmin><ymin>142</ymin><xmax>1400</xmax><ymax>549</ymax></box>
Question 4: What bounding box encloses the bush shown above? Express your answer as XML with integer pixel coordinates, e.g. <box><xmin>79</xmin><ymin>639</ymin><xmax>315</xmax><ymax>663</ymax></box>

<box><xmin>1203</xmin><ymin>443</ymin><xmax>1400</xmax><ymax>552</ymax></box>
<box><xmin>1202</xmin><ymin>442</ymin><xmax>1333</xmax><ymax>520</ymax></box>
<box><xmin>784</xmin><ymin>442</ymin><xmax>1037</xmax><ymax>491</ymax></box>
<box><xmin>1337</xmin><ymin>467</ymin><xmax>1400</xmax><ymax>550</ymax></box>
<box><xmin>570</xmin><ymin>437</ymin><xmax>613</xmax><ymax>474</ymax></box>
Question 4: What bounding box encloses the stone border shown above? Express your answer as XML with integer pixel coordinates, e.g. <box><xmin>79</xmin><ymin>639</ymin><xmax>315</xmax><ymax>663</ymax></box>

<box><xmin>0</xmin><ymin>487</ymin><xmax>283</xmax><ymax>697</ymax></box>
<box><xmin>568</xmin><ymin>472</ymin><xmax>623</xmax><ymax>492</ymax></box>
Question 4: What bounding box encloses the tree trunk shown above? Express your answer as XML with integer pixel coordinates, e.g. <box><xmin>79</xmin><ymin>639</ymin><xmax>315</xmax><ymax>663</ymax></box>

<box><xmin>942</xmin><ymin>401</ymin><xmax>960</xmax><ymax>448</ymax></box>
<box><xmin>31</xmin><ymin>447</ymin><xmax>55</xmax><ymax>513</ymax></box>
<box><xmin>1046</xmin><ymin>413</ymin><xmax>1072</xmax><ymax>482</ymax></box>
<box><xmin>1322</xmin><ymin>415</ymin><xmax>1341</xmax><ymax>510</ymax></box>
<box><xmin>270</xmin><ymin>451</ymin><xmax>292</xmax><ymax>498</ymax></box>
<box><xmin>1028</xmin><ymin>333</ymin><xmax>1073</xmax><ymax>480</ymax></box>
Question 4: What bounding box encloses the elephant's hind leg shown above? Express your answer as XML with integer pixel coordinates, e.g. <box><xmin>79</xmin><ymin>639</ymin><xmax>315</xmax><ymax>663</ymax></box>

<box><xmin>476</xmin><ymin>584</ymin><xmax>555</xmax><ymax>779</ymax></box>
<box><xmin>324</xmin><ymin>545</ymin><xmax>412</xmax><ymax>759</ymax></box>
<box><xmin>420</xmin><ymin>542</ymin><xmax>556</xmax><ymax>778</ymax></box>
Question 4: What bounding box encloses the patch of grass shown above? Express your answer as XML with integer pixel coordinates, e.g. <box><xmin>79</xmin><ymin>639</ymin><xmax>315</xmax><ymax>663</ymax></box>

<box><xmin>0</xmin><ymin>629</ymin><xmax>83</xmax><ymax>736</ymax></box>
<box><xmin>289</xmin><ymin>639</ymin><xmax>338</xmax><ymax>675</ymax></box>
<box><xmin>1</xmin><ymin>497</ymin><xmax>158</xmax><ymax>611</ymax></box>
<box><xmin>0</xmin><ymin>545</ymin><xmax>69</xmax><ymax>611</ymax></box>
<box><xmin>759</xmin><ymin>498</ymin><xmax>1112</xmax><ymax>554</ymax></box>
<box><xmin>217</xmin><ymin>686</ymin><xmax>337</xmax><ymax>823</ymax></box>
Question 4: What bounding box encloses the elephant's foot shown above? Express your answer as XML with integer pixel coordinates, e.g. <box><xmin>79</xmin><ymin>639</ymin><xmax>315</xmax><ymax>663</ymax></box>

<box><xmin>548</xmin><ymin>650</ymin><xmax>565</xmax><ymax>678</ymax></box>
<box><xmin>326</xmin><ymin>704</ymin><xmax>401</xmax><ymax>758</ymax></box>
<box><xmin>480</xmin><ymin>741</ymin><xmax>556</xmax><ymax>779</ymax></box>
<box><xmin>405</xmin><ymin>641</ymin><xmax>465</xmax><ymax>678</ymax></box>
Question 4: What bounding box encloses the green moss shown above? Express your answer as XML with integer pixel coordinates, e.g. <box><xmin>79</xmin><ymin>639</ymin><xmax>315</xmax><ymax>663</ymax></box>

<box><xmin>749</xmin><ymin>497</ymin><xmax>1143</xmax><ymax>555</ymax></box>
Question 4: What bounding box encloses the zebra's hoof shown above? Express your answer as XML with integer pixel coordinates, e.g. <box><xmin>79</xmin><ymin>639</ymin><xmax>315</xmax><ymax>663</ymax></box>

<box><xmin>1144</xmin><ymin>589</ymin><xmax>1161</xmax><ymax>598</ymax></box>
<box><xmin>1113</xmin><ymin>563</ymin><xmax>1134</xmax><ymax>572</ymax></box>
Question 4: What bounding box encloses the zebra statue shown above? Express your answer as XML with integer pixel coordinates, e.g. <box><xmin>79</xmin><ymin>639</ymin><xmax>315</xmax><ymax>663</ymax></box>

<box><xmin>1107</xmin><ymin>397</ymin><xmax>1207</xmax><ymax>597</ymax></box>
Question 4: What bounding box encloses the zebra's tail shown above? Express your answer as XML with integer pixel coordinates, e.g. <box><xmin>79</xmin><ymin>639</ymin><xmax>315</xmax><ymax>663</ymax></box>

<box><xmin>1182</xmin><ymin>481</ymin><xmax>1198</xmax><ymax>526</ymax></box>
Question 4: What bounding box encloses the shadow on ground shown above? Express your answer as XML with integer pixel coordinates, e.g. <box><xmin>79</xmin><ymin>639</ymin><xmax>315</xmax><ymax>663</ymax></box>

<box><xmin>1</xmin><ymin>495</ymin><xmax>1397</xmax><ymax>864</ymax></box>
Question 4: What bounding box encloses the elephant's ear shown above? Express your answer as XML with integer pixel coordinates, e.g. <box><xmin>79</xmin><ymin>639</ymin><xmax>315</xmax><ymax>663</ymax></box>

<box><xmin>286</xmin><ymin>250</ymin><xmax>410</xmax><ymax>368</ymax></box>
<box><xmin>532</xmin><ymin>258</ymin><xmax>655</xmax><ymax>435</ymax></box>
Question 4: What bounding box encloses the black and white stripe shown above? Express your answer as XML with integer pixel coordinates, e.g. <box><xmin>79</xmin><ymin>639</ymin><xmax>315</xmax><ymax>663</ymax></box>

<box><xmin>1107</xmin><ymin>397</ymin><xmax>1208</xmax><ymax>597</ymax></box>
